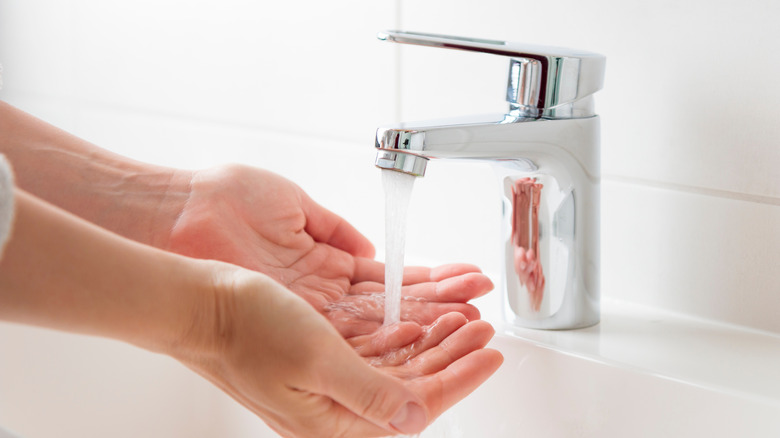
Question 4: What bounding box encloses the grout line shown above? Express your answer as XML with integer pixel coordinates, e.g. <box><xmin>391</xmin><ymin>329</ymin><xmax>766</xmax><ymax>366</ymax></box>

<box><xmin>7</xmin><ymin>91</ymin><xmax>370</xmax><ymax>150</ymax></box>
<box><xmin>604</xmin><ymin>174</ymin><xmax>780</xmax><ymax>207</ymax></box>
<box><xmin>394</xmin><ymin>0</ymin><xmax>403</xmax><ymax>122</ymax></box>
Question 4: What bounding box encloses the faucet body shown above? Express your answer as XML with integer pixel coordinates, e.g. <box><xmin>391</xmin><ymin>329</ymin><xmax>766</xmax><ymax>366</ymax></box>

<box><xmin>374</xmin><ymin>31</ymin><xmax>604</xmax><ymax>330</ymax></box>
<box><xmin>376</xmin><ymin>113</ymin><xmax>600</xmax><ymax>329</ymax></box>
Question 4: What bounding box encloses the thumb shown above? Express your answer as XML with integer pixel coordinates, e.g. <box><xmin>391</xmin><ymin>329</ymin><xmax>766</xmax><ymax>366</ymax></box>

<box><xmin>321</xmin><ymin>352</ymin><xmax>428</xmax><ymax>435</ymax></box>
<box><xmin>300</xmin><ymin>193</ymin><xmax>376</xmax><ymax>258</ymax></box>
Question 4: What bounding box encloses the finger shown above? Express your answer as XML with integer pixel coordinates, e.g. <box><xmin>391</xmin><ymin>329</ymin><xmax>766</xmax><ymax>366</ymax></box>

<box><xmin>399</xmin><ymin>300</ymin><xmax>481</xmax><ymax>326</ymax></box>
<box><xmin>428</xmin><ymin>264</ymin><xmax>483</xmax><ymax>281</ymax></box>
<box><xmin>351</xmin><ymin>272</ymin><xmax>493</xmax><ymax>302</ymax></box>
<box><xmin>351</xmin><ymin>259</ymin><xmax>431</xmax><ymax>285</ymax></box>
<box><xmin>403</xmin><ymin>320</ymin><xmax>496</xmax><ymax>377</ymax></box>
<box><xmin>301</xmin><ymin>194</ymin><xmax>376</xmax><ymax>258</ymax></box>
<box><xmin>368</xmin><ymin>313</ymin><xmax>468</xmax><ymax>368</ymax></box>
<box><xmin>400</xmin><ymin>301</ymin><xmax>481</xmax><ymax>326</ymax></box>
<box><xmin>318</xmin><ymin>347</ymin><xmax>430</xmax><ymax>435</ymax></box>
<box><xmin>412</xmin><ymin>348</ymin><xmax>503</xmax><ymax>419</ymax></box>
<box><xmin>348</xmin><ymin>322</ymin><xmax>423</xmax><ymax>357</ymax></box>
<box><xmin>420</xmin><ymin>273</ymin><xmax>493</xmax><ymax>301</ymax></box>
<box><xmin>278</xmin><ymin>386</ymin><xmax>412</xmax><ymax>438</ymax></box>
<box><xmin>352</xmin><ymin>259</ymin><xmax>483</xmax><ymax>285</ymax></box>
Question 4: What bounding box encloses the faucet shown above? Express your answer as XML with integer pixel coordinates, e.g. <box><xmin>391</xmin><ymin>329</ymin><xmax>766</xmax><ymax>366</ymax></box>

<box><xmin>374</xmin><ymin>31</ymin><xmax>605</xmax><ymax>330</ymax></box>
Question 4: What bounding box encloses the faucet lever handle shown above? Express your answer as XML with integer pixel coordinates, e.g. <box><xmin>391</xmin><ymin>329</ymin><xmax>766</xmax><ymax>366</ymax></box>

<box><xmin>378</xmin><ymin>30</ymin><xmax>605</xmax><ymax>118</ymax></box>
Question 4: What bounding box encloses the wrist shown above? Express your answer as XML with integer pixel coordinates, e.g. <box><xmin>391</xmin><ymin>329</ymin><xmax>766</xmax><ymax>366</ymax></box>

<box><xmin>167</xmin><ymin>262</ymin><xmax>315</xmax><ymax>376</ymax></box>
<box><xmin>117</xmin><ymin>165</ymin><xmax>194</xmax><ymax>248</ymax></box>
<box><xmin>57</xmin><ymin>161</ymin><xmax>193</xmax><ymax>249</ymax></box>
<box><xmin>59</xmin><ymin>160</ymin><xmax>194</xmax><ymax>248</ymax></box>
<box><xmin>164</xmin><ymin>260</ymin><xmax>243</xmax><ymax>368</ymax></box>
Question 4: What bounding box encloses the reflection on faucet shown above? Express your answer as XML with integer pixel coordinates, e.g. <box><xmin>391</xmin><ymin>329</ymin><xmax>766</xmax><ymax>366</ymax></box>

<box><xmin>511</xmin><ymin>178</ymin><xmax>545</xmax><ymax>311</ymax></box>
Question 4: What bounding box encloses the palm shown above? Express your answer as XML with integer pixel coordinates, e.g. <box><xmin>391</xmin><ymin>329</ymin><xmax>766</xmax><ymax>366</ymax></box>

<box><xmin>168</xmin><ymin>165</ymin><xmax>492</xmax><ymax>338</ymax></box>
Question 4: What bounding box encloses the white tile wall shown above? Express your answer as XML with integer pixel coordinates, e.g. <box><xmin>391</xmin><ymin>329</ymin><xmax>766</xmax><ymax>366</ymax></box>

<box><xmin>1</xmin><ymin>0</ymin><xmax>397</xmax><ymax>142</ymax></box>
<box><xmin>2</xmin><ymin>0</ymin><xmax>780</xmax><ymax>436</ymax></box>
<box><xmin>603</xmin><ymin>180</ymin><xmax>780</xmax><ymax>333</ymax></box>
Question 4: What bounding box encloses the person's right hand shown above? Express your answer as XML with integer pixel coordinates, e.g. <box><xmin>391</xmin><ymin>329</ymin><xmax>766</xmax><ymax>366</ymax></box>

<box><xmin>181</xmin><ymin>264</ymin><xmax>503</xmax><ymax>438</ymax></box>
<box><xmin>166</xmin><ymin>165</ymin><xmax>494</xmax><ymax>338</ymax></box>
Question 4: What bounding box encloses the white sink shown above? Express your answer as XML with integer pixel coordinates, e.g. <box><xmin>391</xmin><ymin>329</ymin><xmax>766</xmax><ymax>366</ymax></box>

<box><xmin>420</xmin><ymin>298</ymin><xmax>780</xmax><ymax>437</ymax></box>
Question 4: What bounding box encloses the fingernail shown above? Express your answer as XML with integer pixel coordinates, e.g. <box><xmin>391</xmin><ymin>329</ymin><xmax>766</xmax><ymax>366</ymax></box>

<box><xmin>390</xmin><ymin>402</ymin><xmax>427</xmax><ymax>434</ymax></box>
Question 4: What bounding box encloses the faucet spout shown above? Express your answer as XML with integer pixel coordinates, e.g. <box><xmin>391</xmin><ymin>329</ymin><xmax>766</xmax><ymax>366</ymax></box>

<box><xmin>374</xmin><ymin>112</ymin><xmax>601</xmax><ymax>330</ymax></box>
<box><xmin>375</xmin><ymin>113</ymin><xmax>600</xmax><ymax>181</ymax></box>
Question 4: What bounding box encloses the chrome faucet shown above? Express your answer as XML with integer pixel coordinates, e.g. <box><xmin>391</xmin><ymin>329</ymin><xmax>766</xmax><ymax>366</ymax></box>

<box><xmin>374</xmin><ymin>31</ymin><xmax>605</xmax><ymax>330</ymax></box>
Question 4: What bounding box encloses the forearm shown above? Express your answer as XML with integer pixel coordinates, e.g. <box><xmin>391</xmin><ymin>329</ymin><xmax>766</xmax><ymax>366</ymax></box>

<box><xmin>0</xmin><ymin>101</ymin><xmax>191</xmax><ymax>247</ymax></box>
<box><xmin>0</xmin><ymin>189</ymin><xmax>210</xmax><ymax>355</ymax></box>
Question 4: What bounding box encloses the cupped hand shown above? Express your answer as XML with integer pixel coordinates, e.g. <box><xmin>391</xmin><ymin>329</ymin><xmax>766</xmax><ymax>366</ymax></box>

<box><xmin>167</xmin><ymin>165</ymin><xmax>494</xmax><ymax>337</ymax></box>
<box><xmin>350</xmin><ymin>312</ymin><xmax>497</xmax><ymax>379</ymax></box>
<box><xmin>185</xmin><ymin>266</ymin><xmax>502</xmax><ymax>438</ymax></box>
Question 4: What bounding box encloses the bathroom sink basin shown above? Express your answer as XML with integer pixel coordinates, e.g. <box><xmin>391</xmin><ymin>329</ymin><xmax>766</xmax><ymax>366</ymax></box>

<box><xmin>419</xmin><ymin>297</ymin><xmax>780</xmax><ymax>437</ymax></box>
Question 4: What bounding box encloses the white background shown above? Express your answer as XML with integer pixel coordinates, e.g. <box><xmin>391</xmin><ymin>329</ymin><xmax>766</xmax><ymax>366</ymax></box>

<box><xmin>1</xmin><ymin>1</ymin><xmax>779</xmax><ymax>436</ymax></box>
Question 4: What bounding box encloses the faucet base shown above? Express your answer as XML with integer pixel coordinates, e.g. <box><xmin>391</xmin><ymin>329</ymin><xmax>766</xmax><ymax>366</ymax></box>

<box><xmin>503</xmin><ymin>299</ymin><xmax>600</xmax><ymax>330</ymax></box>
<box><xmin>492</xmin><ymin>119</ymin><xmax>600</xmax><ymax>330</ymax></box>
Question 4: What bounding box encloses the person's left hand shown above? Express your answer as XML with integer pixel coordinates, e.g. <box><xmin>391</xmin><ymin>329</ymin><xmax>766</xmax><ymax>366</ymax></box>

<box><xmin>166</xmin><ymin>164</ymin><xmax>493</xmax><ymax>338</ymax></box>
<box><xmin>177</xmin><ymin>266</ymin><xmax>502</xmax><ymax>438</ymax></box>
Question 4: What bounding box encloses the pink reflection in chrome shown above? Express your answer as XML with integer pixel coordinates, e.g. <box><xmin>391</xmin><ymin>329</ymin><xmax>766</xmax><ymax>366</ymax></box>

<box><xmin>511</xmin><ymin>177</ymin><xmax>546</xmax><ymax>311</ymax></box>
